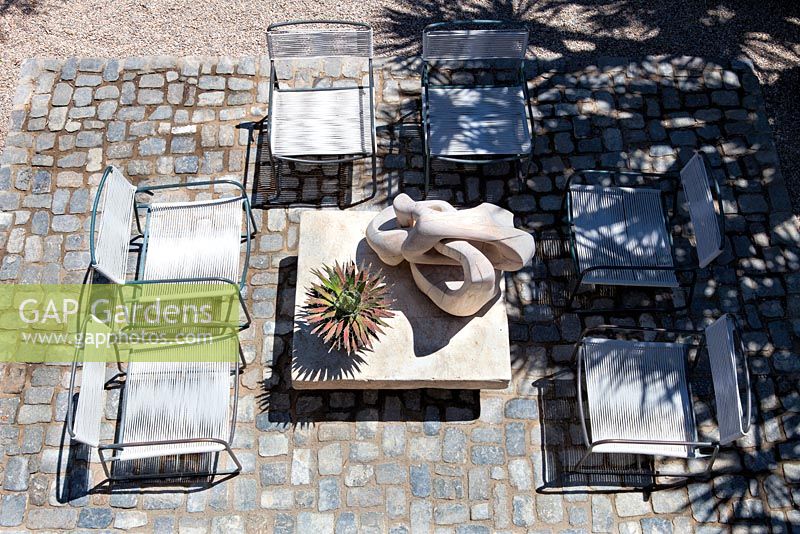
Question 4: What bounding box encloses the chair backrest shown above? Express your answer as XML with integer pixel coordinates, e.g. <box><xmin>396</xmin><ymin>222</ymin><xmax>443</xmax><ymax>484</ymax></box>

<box><xmin>91</xmin><ymin>166</ymin><xmax>137</xmax><ymax>284</ymax></box>
<box><xmin>705</xmin><ymin>314</ymin><xmax>751</xmax><ymax>446</ymax></box>
<box><xmin>267</xmin><ymin>21</ymin><xmax>373</xmax><ymax>59</ymax></box>
<box><xmin>70</xmin><ymin>316</ymin><xmax>109</xmax><ymax>448</ymax></box>
<box><xmin>423</xmin><ymin>23</ymin><xmax>528</xmax><ymax>61</ymax></box>
<box><xmin>680</xmin><ymin>153</ymin><xmax>724</xmax><ymax>268</ymax></box>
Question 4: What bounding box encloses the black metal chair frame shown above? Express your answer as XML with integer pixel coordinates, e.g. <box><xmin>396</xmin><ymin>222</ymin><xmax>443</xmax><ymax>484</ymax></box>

<box><xmin>569</xmin><ymin>320</ymin><xmax>752</xmax><ymax>490</ymax></box>
<box><xmin>559</xmin><ymin>154</ymin><xmax>725</xmax><ymax>315</ymax></box>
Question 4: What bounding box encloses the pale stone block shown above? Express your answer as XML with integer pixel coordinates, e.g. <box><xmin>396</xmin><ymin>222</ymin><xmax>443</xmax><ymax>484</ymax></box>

<box><xmin>292</xmin><ymin>211</ymin><xmax>511</xmax><ymax>390</ymax></box>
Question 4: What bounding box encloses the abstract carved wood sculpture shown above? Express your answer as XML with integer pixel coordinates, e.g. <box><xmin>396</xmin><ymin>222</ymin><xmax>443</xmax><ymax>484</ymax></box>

<box><xmin>366</xmin><ymin>194</ymin><xmax>536</xmax><ymax>317</ymax></box>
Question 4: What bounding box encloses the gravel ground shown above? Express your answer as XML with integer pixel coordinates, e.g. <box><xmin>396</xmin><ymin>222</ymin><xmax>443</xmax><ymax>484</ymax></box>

<box><xmin>1</xmin><ymin>0</ymin><xmax>799</xmax><ymax>208</ymax></box>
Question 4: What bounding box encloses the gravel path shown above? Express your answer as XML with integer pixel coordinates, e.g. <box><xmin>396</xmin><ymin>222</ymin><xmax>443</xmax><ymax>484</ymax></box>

<box><xmin>2</xmin><ymin>0</ymin><xmax>799</xmax><ymax>207</ymax></box>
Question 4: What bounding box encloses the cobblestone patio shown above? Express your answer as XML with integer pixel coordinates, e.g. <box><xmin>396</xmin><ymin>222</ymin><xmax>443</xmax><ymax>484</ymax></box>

<box><xmin>0</xmin><ymin>53</ymin><xmax>798</xmax><ymax>532</ymax></box>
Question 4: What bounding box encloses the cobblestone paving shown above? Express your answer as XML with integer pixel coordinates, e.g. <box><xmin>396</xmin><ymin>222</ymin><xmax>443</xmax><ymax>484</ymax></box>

<box><xmin>0</xmin><ymin>54</ymin><xmax>798</xmax><ymax>533</ymax></box>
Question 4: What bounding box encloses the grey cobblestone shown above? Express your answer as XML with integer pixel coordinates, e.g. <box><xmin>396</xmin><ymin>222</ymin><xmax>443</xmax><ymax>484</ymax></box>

<box><xmin>318</xmin><ymin>443</ymin><xmax>343</xmax><ymax>475</ymax></box>
<box><xmin>3</xmin><ymin>456</ymin><xmax>28</xmax><ymax>491</ymax></box>
<box><xmin>28</xmin><ymin>508</ymin><xmax>78</xmax><ymax>530</ymax></box>
<box><xmin>0</xmin><ymin>494</ymin><xmax>26</xmax><ymax>527</ymax></box>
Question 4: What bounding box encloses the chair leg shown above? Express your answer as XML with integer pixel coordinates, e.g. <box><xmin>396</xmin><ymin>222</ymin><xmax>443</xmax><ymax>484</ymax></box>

<box><xmin>423</xmin><ymin>153</ymin><xmax>431</xmax><ymax>200</ymax></box>
<box><xmin>573</xmin><ymin>447</ymin><xmax>592</xmax><ymax>473</ymax></box>
<box><xmin>370</xmin><ymin>153</ymin><xmax>378</xmax><ymax>201</ymax></box>
<box><xmin>519</xmin><ymin>153</ymin><xmax>532</xmax><ymax>191</ymax></box>
<box><xmin>564</xmin><ymin>271</ymin><xmax>585</xmax><ymax>314</ymax></box>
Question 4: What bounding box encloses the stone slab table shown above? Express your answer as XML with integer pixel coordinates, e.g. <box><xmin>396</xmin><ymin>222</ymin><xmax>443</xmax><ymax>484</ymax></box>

<box><xmin>292</xmin><ymin>210</ymin><xmax>512</xmax><ymax>389</ymax></box>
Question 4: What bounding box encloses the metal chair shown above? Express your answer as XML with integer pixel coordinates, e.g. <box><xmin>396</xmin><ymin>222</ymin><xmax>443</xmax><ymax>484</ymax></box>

<box><xmin>68</xmin><ymin>165</ymin><xmax>258</xmax><ymax>481</ymax></box>
<box><xmin>67</xmin><ymin>317</ymin><xmax>242</xmax><ymax>482</ymax></box>
<box><xmin>421</xmin><ymin>20</ymin><xmax>534</xmax><ymax>197</ymax></box>
<box><xmin>89</xmin><ymin>165</ymin><xmax>256</xmax><ymax>329</ymax></box>
<box><xmin>262</xmin><ymin>20</ymin><xmax>377</xmax><ymax>199</ymax></box>
<box><xmin>561</xmin><ymin>152</ymin><xmax>725</xmax><ymax>313</ymax></box>
<box><xmin>571</xmin><ymin>314</ymin><xmax>751</xmax><ymax>487</ymax></box>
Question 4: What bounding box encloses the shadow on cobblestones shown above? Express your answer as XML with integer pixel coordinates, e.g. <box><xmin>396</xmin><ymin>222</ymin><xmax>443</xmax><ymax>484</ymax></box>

<box><xmin>378</xmin><ymin>0</ymin><xmax>800</xmax><ymax>210</ymax></box>
<box><xmin>248</xmin><ymin>126</ymin><xmax>363</xmax><ymax>209</ymax></box>
<box><xmin>53</xmin><ymin>409</ymin><xmax>90</xmax><ymax>505</ymax></box>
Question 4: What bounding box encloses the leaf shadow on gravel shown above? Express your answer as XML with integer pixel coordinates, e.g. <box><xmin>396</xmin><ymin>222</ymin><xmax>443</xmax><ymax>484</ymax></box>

<box><xmin>0</xmin><ymin>0</ymin><xmax>43</xmax><ymax>16</ymax></box>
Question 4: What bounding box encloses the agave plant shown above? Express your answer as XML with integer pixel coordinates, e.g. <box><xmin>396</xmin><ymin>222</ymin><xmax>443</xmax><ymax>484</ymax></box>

<box><xmin>304</xmin><ymin>261</ymin><xmax>395</xmax><ymax>354</ymax></box>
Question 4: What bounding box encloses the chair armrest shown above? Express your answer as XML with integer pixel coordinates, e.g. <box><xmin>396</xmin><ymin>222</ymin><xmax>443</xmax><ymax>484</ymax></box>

<box><xmin>98</xmin><ymin>437</ymin><xmax>239</xmax><ymax>466</ymax></box>
<box><xmin>588</xmin><ymin>438</ymin><xmax>717</xmax><ymax>449</ymax></box>
<box><xmin>268</xmin><ymin>20</ymin><xmax>371</xmax><ymax>32</ymax></box>
<box><xmin>577</xmin><ymin>324</ymin><xmax>704</xmax><ymax>339</ymax></box>
<box><xmin>136</xmin><ymin>179</ymin><xmax>248</xmax><ymax>197</ymax></box>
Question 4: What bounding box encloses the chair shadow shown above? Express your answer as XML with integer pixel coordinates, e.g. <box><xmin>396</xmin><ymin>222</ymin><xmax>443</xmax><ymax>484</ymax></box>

<box><xmin>54</xmin><ymin>406</ymin><xmax>91</xmax><ymax>505</ymax></box>
<box><xmin>379</xmin><ymin>99</ymin><xmax>526</xmax><ymax>206</ymax></box>
<box><xmin>533</xmin><ymin>373</ymin><xmax>663</xmax><ymax>494</ymax></box>
<box><xmin>246</xmin><ymin>122</ymin><xmax>379</xmax><ymax>209</ymax></box>
<box><xmin>59</xmin><ymin>389</ymin><xmax>234</xmax><ymax>498</ymax></box>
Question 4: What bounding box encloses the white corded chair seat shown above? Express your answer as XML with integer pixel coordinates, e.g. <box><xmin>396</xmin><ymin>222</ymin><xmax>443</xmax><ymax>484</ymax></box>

<box><xmin>92</xmin><ymin>167</ymin><xmax>137</xmax><ymax>284</ymax></box>
<box><xmin>142</xmin><ymin>198</ymin><xmax>244</xmax><ymax>282</ymax></box>
<box><xmin>570</xmin><ymin>184</ymin><xmax>678</xmax><ymax>287</ymax></box>
<box><xmin>426</xmin><ymin>86</ymin><xmax>532</xmax><ymax>156</ymax></box>
<box><xmin>681</xmin><ymin>153</ymin><xmax>724</xmax><ymax>268</ymax></box>
<box><xmin>117</xmin><ymin>349</ymin><xmax>234</xmax><ymax>462</ymax></box>
<box><xmin>270</xmin><ymin>88</ymin><xmax>373</xmax><ymax>156</ymax></box>
<box><xmin>581</xmin><ymin>338</ymin><xmax>696</xmax><ymax>457</ymax></box>
<box><xmin>70</xmin><ymin>324</ymin><xmax>108</xmax><ymax>448</ymax></box>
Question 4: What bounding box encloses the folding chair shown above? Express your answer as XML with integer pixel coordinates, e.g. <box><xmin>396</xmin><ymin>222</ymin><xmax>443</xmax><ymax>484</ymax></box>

<box><xmin>89</xmin><ymin>165</ymin><xmax>256</xmax><ymax>329</ymax></box>
<box><xmin>261</xmin><ymin>20</ymin><xmax>377</xmax><ymax>201</ymax></box>
<box><xmin>67</xmin><ymin>317</ymin><xmax>242</xmax><ymax>481</ymax></box>
<box><xmin>571</xmin><ymin>314</ymin><xmax>751</xmax><ymax>488</ymax></box>
<box><xmin>561</xmin><ymin>152</ymin><xmax>725</xmax><ymax>313</ymax></box>
<box><xmin>421</xmin><ymin>20</ymin><xmax>534</xmax><ymax>197</ymax></box>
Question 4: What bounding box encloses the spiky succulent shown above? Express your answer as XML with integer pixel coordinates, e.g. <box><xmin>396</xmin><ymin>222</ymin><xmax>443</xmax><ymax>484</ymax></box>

<box><xmin>304</xmin><ymin>261</ymin><xmax>395</xmax><ymax>354</ymax></box>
